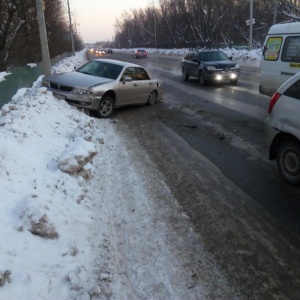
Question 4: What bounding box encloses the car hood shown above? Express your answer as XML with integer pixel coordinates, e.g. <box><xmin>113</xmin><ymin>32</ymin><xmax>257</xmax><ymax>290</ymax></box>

<box><xmin>204</xmin><ymin>60</ymin><xmax>237</xmax><ymax>68</ymax></box>
<box><xmin>44</xmin><ymin>72</ymin><xmax>113</xmax><ymax>88</ymax></box>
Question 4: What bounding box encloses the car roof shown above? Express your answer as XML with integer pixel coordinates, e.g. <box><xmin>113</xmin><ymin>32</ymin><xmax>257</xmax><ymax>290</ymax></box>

<box><xmin>198</xmin><ymin>49</ymin><xmax>222</xmax><ymax>53</ymax></box>
<box><xmin>187</xmin><ymin>48</ymin><xmax>222</xmax><ymax>53</ymax></box>
<box><xmin>92</xmin><ymin>59</ymin><xmax>142</xmax><ymax>68</ymax></box>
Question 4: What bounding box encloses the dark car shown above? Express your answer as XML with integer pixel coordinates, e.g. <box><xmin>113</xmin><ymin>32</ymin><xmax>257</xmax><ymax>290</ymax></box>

<box><xmin>133</xmin><ymin>49</ymin><xmax>147</xmax><ymax>58</ymax></box>
<box><xmin>181</xmin><ymin>49</ymin><xmax>240</xmax><ymax>85</ymax></box>
<box><xmin>106</xmin><ymin>49</ymin><xmax>113</xmax><ymax>54</ymax></box>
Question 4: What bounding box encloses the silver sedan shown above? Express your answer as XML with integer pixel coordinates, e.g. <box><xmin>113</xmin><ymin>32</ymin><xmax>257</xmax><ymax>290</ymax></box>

<box><xmin>42</xmin><ymin>59</ymin><xmax>163</xmax><ymax>118</ymax></box>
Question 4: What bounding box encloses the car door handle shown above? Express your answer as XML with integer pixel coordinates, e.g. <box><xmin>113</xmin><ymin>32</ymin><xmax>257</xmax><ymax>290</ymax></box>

<box><xmin>133</xmin><ymin>83</ymin><xmax>138</xmax><ymax>87</ymax></box>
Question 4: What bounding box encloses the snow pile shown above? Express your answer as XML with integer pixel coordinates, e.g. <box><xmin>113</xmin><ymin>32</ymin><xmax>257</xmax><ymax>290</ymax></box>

<box><xmin>0</xmin><ymin>71</ymin><xmax>11</xmax><ymax>82</ymax></box>
<box><xmin>0</xmin><ymin>50</ymin><xmax>101</xmax><ymax>299</ymax></box>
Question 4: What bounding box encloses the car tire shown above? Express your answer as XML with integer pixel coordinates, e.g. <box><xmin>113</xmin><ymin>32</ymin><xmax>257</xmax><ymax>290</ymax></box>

<box><xmin>96</xmin><ymin>96</ymin><xmax>115</xmax><ymax>118</ymax></box>
<box><xmin>277</xmin><ymin>139</ymin><xmax>300</xmax><ymax>185</ymax></box>
<box><xmin>199</xmin><ymin>72</ymin><xmax>207</xmax><ymax>86</ymax></box>
<box><xmin>182</xmin><ymin>68</ymin><xmax>189</xmax><ymax>81</ymax></box>
<box><xmin>146</xmin><ymin>90</ymin><xmax>157</xmax><ymax>105</ymax></box>
<box><xmin>230</xmin><ymin>79</ymin><xmax>238</xmax><ymax>84</ymax></box>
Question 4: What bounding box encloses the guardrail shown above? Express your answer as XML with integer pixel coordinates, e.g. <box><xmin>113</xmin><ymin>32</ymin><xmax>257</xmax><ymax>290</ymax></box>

<box><xmin>0</xmin><ymin>52</ymin><xmax>72</xmax><ymax>108</ymax></box>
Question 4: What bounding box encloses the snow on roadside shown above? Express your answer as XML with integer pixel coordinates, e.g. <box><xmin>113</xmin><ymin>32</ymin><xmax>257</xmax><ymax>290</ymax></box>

<box><xmin>0</xmin><ymin>50</ymin><xmax>102</xmax><ymax>299</ymax></box>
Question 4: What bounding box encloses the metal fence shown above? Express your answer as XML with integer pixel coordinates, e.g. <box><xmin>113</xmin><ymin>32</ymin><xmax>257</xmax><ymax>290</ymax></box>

<box><xmin>0</xmin><ymin>52</ymin><xmax>72</xmax><ymax>108</ymax></box>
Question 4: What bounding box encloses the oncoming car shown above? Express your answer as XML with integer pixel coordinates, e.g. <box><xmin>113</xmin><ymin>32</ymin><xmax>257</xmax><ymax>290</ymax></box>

<box><xmin>264</xmin><ymin>72</ymin><xmax>300</xmax><ymax>185</ymax></box>
<box><xmin>95</xmin><ymin>49</ymin><xmax>105</xmax><ymax>56</ymax></box>
<box><xmin>181</xmin><ymin>49</ymin><xmax>240</xmax><ymax>85</ymax></box>
<box><xmin>133</xmin><ymin>49</ymin><xmax>147</xmax><ymax>58</ymax></box>
<box><xmin>42</xmin><ymin>59</ymin><xmax>163</xmax><ymax>118</ymax></box>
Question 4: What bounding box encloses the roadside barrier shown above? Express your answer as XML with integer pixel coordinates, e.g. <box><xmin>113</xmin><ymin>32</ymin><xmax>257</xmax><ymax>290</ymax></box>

<box><xmin>0</xmin><ymin>52</ymin><xmax>72</xmax><ymax>108</ymax></box>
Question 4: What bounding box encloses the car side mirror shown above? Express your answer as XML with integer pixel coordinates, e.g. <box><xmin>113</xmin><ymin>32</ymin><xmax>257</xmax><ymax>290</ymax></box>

<box><xmin>123</xmin><ymin>77</ymin><xmax>132</xmax><ymax>84</ymax></box>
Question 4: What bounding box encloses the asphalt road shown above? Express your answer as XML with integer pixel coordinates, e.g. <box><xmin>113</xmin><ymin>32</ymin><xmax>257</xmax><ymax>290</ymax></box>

<box><xmin>90</xmin><ymin>51</ymin><xmax>300</xmax><ymax>298</ymax></box>
<box><xmin>92</xmin><ymin>51</ymin><xmax>300</xmax><ymax>236</ymax></box>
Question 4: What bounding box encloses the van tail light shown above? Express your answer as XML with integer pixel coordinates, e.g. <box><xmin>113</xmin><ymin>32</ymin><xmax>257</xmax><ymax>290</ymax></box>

<box><xmin>268</xmin><ymin>92</ymin><xmax>281</xmax><ymax>114</ymax></box>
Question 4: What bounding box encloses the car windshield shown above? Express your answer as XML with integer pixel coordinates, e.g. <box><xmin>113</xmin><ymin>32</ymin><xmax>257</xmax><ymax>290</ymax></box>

<box><xmin>199</xmin><ymin>52</ymin><xmax>228</xmax><ymax>62</ymax></box>
<box><xmin>76</xmin><ymin>61</ymin><xmax>123</xmax><ymax>80</ymax></box>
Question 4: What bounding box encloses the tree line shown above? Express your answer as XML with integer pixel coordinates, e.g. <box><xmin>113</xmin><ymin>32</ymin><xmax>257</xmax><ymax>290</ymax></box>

<box><xmin>1</xmin><ymin>0</ymin><xmax>299</xmax><ymax>72</ymax></box>
<box><xmin>113</xmin><ymin>0</ymin><xmax>300</xmax><ymax>49</ymax></box>
<box><xmin>0</xmin><ymin>0</ymin><xmax>83</xmax><ymax>72</ymax></box>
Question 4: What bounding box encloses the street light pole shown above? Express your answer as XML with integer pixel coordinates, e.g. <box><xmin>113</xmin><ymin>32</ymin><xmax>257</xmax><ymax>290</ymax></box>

<box><xmin>249</xmin><ymin>0</ymin><xmax>253</xmax><ymax>50</ymax></box>
<box><xmin>36</xmin><ymin>0</ymin><xmax>51</xmax><ymax>76</ymax></box>
<box><xmin>67</xmin><ymin>0</ymin><xmax>75</xmax><ymax>56</ymax></box>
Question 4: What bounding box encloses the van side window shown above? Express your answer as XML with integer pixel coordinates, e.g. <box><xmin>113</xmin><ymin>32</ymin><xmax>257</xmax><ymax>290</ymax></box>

<box><xmin>281</xmin><ymin>36</ymin><xmax>300</xmax><ymax>63</ymax></box>
<box><xmin>264</xmin><ymin>37</ymin><xmax>283</xmax><ymax>61</ymax></box>
<box><xmin>283</xmin><ymin>79</ymin><xmax>300</xmax><ymax>100</ymax></box>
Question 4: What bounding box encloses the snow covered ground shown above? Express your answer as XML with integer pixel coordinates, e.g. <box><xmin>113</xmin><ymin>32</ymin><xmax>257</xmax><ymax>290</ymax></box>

<box><xmin>0</xmin><ymin>49</ymin><xmax>262</xmax><ymax>299</ymax></box>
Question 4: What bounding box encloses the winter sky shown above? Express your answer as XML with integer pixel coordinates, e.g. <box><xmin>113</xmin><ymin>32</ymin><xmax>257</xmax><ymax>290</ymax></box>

<box><xmin>72</xmin><ymin>0</ymin><xmax>155</xmax><ymax>42</ymax></box>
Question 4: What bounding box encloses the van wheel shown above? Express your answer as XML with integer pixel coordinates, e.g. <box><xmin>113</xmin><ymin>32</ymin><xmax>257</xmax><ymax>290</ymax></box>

<box><xmin>277</xmin><ymin>139</ymin><xmax>300</xmax><ymax>185</ymax></box>
<box><xmin>199</xmin><ymin>72</ymin><xmax>207</xmax><ymax>86</ymax></box>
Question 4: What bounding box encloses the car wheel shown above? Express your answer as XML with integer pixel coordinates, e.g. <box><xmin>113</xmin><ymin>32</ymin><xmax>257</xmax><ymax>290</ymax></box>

<box><xmin>96</xmin><ymin>96</ymin><xmax>115</xmax><ymax>118</ymax></box>
<box><xmin>199</xmin><ymin>72</ymin><xmax>207</xmax><ymax>86</ymax></box>
<box><xmin>277</xmin><ymin>139</ymin><xmax>300</xmax><ymax>185</ymax></box>
<box><xmin>146</xmin><ymin>90</ymin><xmax>157</xmax><ymax>105</ymax></box>
<box><xmin>230</xmin><ymin>79</ymin><xmax>238</xmax><ymax>84</ymax></box>
<box><xmin>182</xmin><ymin>68</ymin><xmax>189</xmax><ymax>81</ymax></box>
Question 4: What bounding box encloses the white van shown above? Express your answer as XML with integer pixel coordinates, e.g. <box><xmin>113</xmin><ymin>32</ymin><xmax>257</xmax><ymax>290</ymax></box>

<box><xmin>259</xmin><ymin>22</ymin><xmax>300</xmax><ymax>97</ymax></box>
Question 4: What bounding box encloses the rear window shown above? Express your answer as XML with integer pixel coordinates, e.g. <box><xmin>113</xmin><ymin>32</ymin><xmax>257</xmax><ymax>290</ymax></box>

<box><xmin>281</xmin><ymin>36</ymin><xmax>300</xmax><ymax>63</ymax></box>
<box><xmin>284</xmin><ymin>79</ymin><xmax>300</xmax><ymax>100</ymax></box>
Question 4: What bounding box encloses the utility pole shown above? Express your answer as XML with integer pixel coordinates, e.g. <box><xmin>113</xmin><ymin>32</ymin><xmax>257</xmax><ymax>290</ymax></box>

<box><xmin>67</xmin><ymin>0</ymin><xmax>75</xmax><ymax>56</ymax></box>
<box><xmin>154</xmin><ymin>14</ymin><xmax>157</xmax><ymax>48</ymax></box>
<box><xmin>249</xmin><ymin>0</ymin><xmax>253</xmax><ymax>50</ymax></box>
<box><xmin>273</xmin><ymin>0</ymin><xmax>278</xmax><ymax>25</ymax></box>
<box><xmin>36</xmin><ymin>0</ymin><xmax>51</xmax><ymax>76</ymax></box>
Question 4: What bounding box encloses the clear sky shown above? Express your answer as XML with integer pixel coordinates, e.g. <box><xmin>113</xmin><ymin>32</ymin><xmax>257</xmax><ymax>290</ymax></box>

<box><xmin>71</xmin><ymin>0</ymin><xmax>154</xmax><ymax>43</ymax></box>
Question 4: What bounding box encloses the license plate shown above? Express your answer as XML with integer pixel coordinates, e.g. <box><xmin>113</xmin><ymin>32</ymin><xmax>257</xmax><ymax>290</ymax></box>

<box><xmin>53</xmin><ymin>93</ymin><xmax>66</xmax><ymax>100</ymax></box>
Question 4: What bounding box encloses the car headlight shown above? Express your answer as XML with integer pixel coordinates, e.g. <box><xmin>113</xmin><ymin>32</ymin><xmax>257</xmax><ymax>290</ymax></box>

<box><xmin>207</xmin><ymin>66</ymin><xmax>216</xmax><ymax>71</ymax></box>
<box><xmin>41</xmin><ymin>79</ymin><xmax>50</xmax><ymax>87</ymax></box>
<box><xmin>72</xmin><ymin>88</ymin><xmax>94</xmax><ymax>96</ymax></box>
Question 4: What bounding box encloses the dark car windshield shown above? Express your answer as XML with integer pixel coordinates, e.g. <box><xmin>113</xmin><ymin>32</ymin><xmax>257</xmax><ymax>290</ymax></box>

<box><xmin>76</xmin><ymin>61</ymin><xmax>123</xmax><ymax>80</ymax></box>
<box><xmin>199</xmin><ymin>51</ymin><xmax>229</xmax><ymax>62</ymax></box>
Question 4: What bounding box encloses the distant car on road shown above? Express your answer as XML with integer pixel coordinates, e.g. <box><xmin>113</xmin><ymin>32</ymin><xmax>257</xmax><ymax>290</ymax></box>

<box><xmin>42</xmin><ymin>59</ymin><xmax>163</xmax><ymax>118</ymax></box>
<box><xmin>106</xmin><ymin>49</ymin><xmax>113</xmax><ymax>54</ymax></box>
<box><xmin>133</xmin><ymin>49</ymin><xmax>147</xmax><ymax>58</ymax></box>
<box><xmin>265</xmin><ymin>72</ymin><xmax>300</xmax><ymax>185</ymax></box>
<box><xmin>181</xmin><ymin>49</ymin><xmax>240</xmax><ymax>85</ymax></box>
<box><xmin>95</xmin><ymin>49</ymin><xmax>105</xmax><ymax>56</ymax></box>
